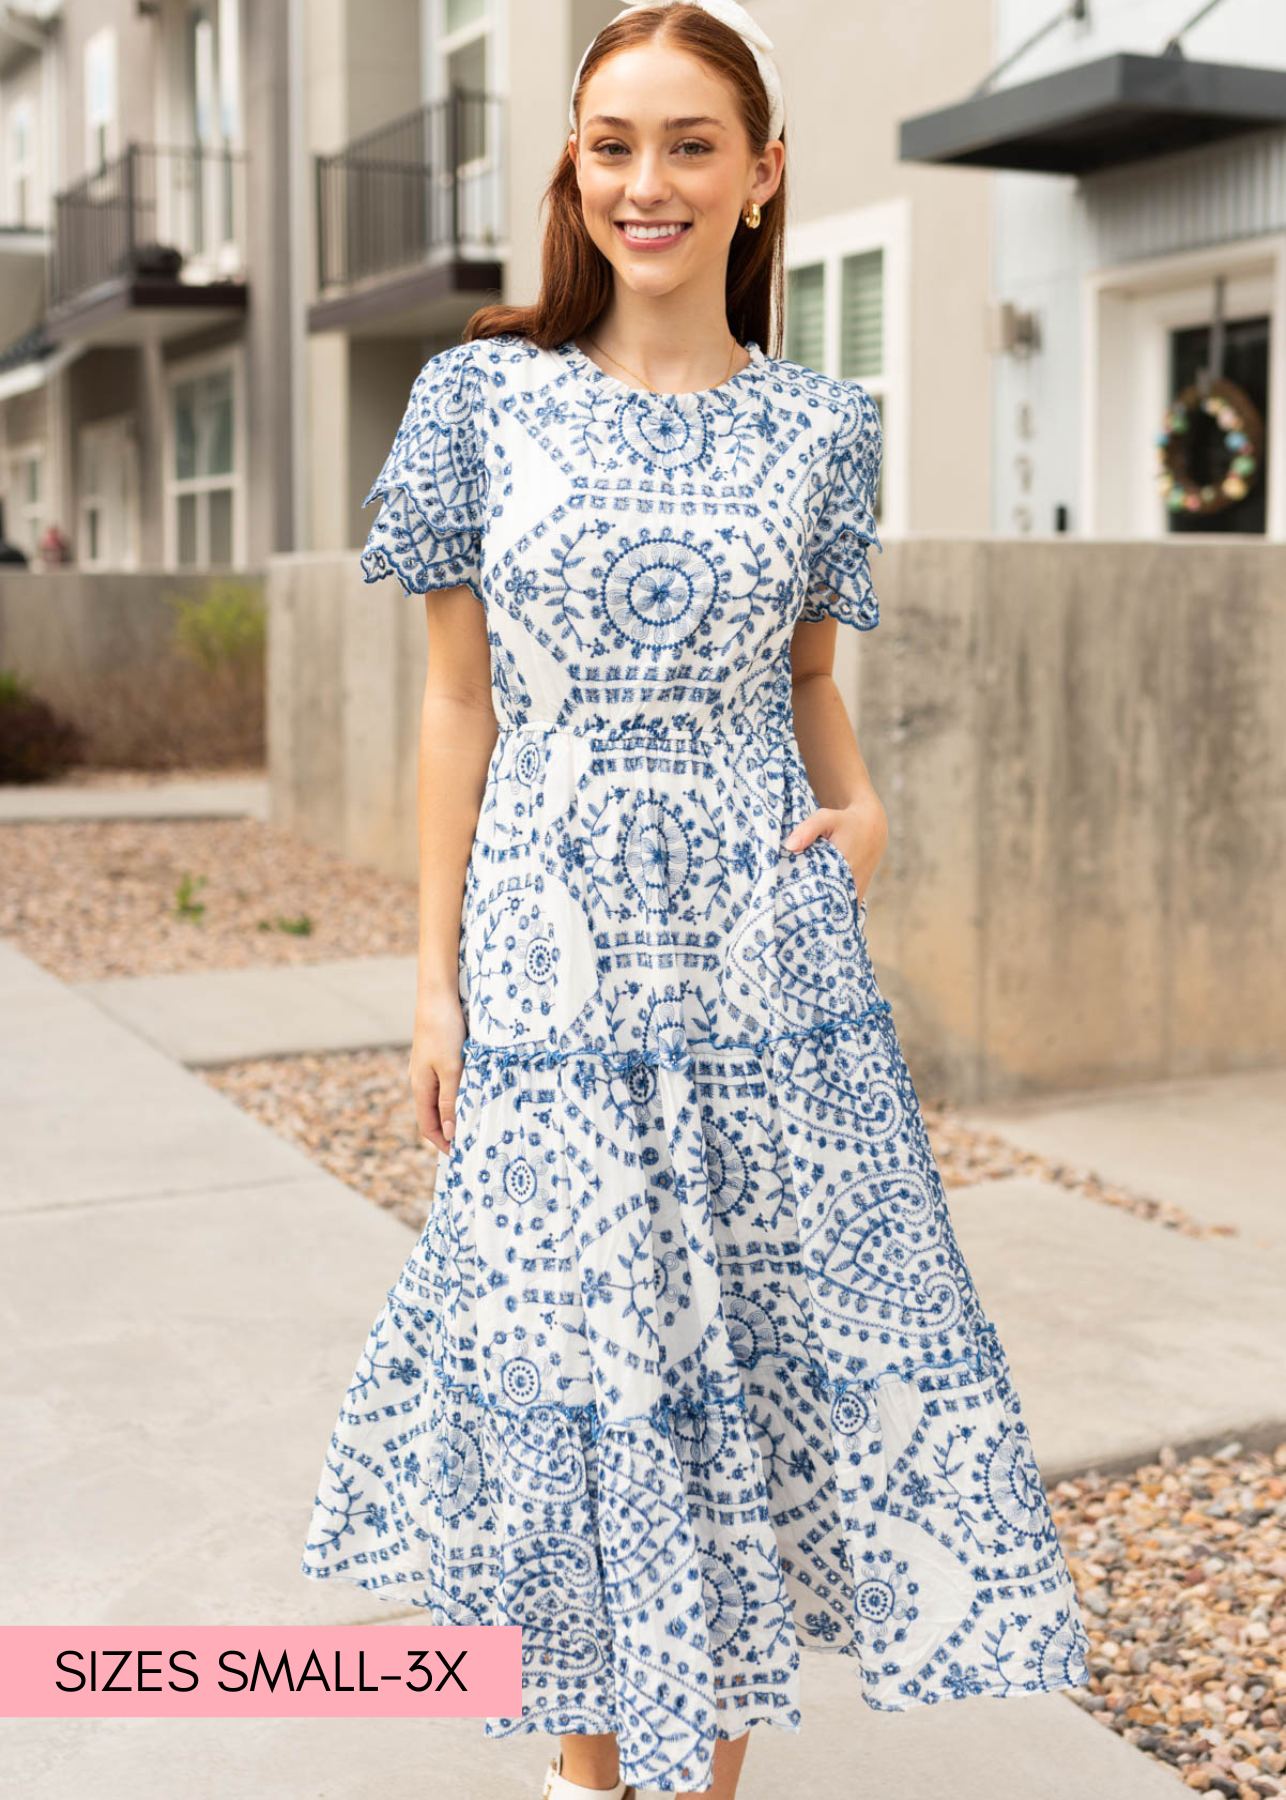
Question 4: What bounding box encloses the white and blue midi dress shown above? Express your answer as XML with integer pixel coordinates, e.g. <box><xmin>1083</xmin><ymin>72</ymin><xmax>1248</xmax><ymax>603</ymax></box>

<box><xmin>299</xmin><ymin>329</ymin><xmax>1091</xmax><ymax>1795</ymax></box>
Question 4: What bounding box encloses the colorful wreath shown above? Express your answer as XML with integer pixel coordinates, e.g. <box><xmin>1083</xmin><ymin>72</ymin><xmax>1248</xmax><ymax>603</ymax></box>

<box><xmin>1155</xmin><ymin>376</ymin><xmax>1264</xmax><ymax>517</ymax></box>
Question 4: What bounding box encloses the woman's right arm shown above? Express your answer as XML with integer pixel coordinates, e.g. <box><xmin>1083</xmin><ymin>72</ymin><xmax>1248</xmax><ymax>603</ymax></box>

<box><xmin>408</xmin><ymin>585</ymin><xmax>497</xmax><ymax>1156</ymax></box>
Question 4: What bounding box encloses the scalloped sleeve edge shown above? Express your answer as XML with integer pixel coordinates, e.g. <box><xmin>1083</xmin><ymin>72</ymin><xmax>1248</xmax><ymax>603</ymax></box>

<box><xmin>357</xmin><ymin>346</ymin><xmax>486</xmax><ymax>604</ymax></box>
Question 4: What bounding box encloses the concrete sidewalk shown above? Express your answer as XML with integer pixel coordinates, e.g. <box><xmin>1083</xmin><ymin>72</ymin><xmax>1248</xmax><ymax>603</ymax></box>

<box><xmin>75</xmin><ymin>953</ymin><xmax>418</xmax><ymax>1064</ymax></box>
<box><xmin>5</xmin><ymin>931</ymin><xmax>1277</xmax><ymax>1796</ymax></box>
<box><xmin>963</xmin><ymin>1067</ymin><xmax>1286</xmax><ymax>1257</ymax></box>
<box><xmin>0</xmin><ymin>773</ymin><xmax>268</xmax><ymax>823</ymax></box>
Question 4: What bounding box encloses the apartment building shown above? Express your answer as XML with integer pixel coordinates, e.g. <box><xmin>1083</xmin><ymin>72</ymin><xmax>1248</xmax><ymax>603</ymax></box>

<box><xmin>1</xmin><ymin>0</ymin><xmax>1004</xmax><ymax>576</ymax></box>
<box><xmin>902</xmin><ymin>0</ymin><xmax>1286</xmax><ymax>539</ymax></box>
<box><xmin>0</xmin><ymin>0</ymin><xmax>573</xmax><ymax>570</ymax></box>
<box><xmin>0</xmin><ymin>0</ymin><xmax>293</xmax><ymax>570</ymax></box>
<box><xmin>6</xmin><ymin>0</ymin><xmax>1283</xmax><ymax>576</ymax></box>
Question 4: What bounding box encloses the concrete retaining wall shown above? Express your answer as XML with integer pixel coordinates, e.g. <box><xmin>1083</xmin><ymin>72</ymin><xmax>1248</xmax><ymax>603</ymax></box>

<box><xmin>266</xmin><ymin>541</ymin><xmax>1286</xmax><ymax>1103</ymax></box>
<box><xmin>0</xmin><ymin>569</ymin><xmax>266</xmax><ymax>691</ymax></box>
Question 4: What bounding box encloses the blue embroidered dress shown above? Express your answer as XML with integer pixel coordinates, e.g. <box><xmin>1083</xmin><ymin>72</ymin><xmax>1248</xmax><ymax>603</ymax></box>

<box><xmin>300</xmin><ymin>331</ymin><xmax>1091</xmax><ymax>1794</ymax></box>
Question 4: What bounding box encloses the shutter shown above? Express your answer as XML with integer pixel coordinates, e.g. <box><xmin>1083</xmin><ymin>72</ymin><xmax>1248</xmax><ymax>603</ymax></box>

<box><xmin>840</xmin><ymin>248</ymin><xmax>883</xmax><ymax>379</ymax></box>
<box><xmin>786</xmin><ymin>262</ymin><xmax>826</xmax><ymax>371</ymax></box>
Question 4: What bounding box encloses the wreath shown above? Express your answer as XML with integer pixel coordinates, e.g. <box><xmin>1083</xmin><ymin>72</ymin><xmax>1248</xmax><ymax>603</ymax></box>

<box><xmin>1155</xmin><ymin>376</ymin><xmax>1263</xmax><ymax>517</ymax></box>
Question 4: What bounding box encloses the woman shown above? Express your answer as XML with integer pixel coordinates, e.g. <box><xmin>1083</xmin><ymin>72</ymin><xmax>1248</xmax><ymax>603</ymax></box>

<box><xmin>300</xmin><ymin>5</ymin><xmax>1092</xmax><ymax>1797</ymax></box>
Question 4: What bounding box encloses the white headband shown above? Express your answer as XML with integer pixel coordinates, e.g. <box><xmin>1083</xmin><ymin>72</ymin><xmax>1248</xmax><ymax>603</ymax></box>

<box><xmin>568</xmin><ymin>0</ymin><xmax>785</xmax><ymax>143</ymax></box>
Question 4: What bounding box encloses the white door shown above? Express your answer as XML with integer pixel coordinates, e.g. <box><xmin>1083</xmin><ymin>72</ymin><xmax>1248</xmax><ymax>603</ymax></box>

<box><xmin>78</xmin><ymin>416</ymin><xmax>139</xmax><ymax>569</ymax></box>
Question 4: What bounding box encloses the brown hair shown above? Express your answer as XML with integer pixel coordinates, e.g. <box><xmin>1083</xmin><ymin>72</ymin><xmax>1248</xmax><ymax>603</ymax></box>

<box><xmin>464</xmin><ymin>4</ymin><xmax>786</xmax><ymax>355</ymax></box>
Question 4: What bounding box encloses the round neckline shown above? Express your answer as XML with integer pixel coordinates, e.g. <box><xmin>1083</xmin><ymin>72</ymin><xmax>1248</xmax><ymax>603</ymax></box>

<box><xmin>559</xmin><ymin>336</ymin><xmax>766</xmax><ymax>404</ymax></box>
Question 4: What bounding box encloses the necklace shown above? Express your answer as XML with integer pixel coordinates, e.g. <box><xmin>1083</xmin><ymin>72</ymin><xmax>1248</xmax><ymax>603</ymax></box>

<box><xmin>582</xmin><ymin>331</ymin><xmax>740</xmax><ymax>395</ymax></box>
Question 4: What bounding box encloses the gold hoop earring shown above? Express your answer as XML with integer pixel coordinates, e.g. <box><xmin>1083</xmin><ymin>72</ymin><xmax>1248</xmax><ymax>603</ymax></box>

<box><xmin>742</xmin><ymin>198</ymin><xmax>761</xmax><ymax>230</ymax></box>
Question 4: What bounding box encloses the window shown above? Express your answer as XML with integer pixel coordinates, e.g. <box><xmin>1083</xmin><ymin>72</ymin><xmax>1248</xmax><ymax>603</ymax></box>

<box><xmin>184</xmin><ymin>0</ymin><xmax>241</xmax><ymax>256</ymax></box>
<box><xmin>840</xmin><ymin>249</ymin><xmax>884</xmax><ymax>382</ymax></box>
<box><xmin>436</xmin><ymin>0</ymin><xmax>492</xmax><ymax>167</ymax></box>
<box><xmin>1165</xmin><ymin>315</ymin><xmax>1269</xmax><ymax>537</ymax></box>
<box><xmin>9</xmin><ymin>101</ymin><xmax>34</xmax><ymax>226</ymax></box>
<box><xmin>84</xmin><ymin>28</ymin><xmax>117</xmax><ymax>171</ymax></box>
<box><xmin>785</xmin><ymin>262</ymin><xmax>825</xmax><ymax>371</ymax></box>
<box><xmin>168</xmin><ymin>356</ymin><xmax>240</xmax><ymax>568</ymax></box>
<box><xmin>787</xmin><ymin>250</ymin><xmax>886</xmax><ymax>523</ymax></box>
<box><xmin>786</xmin><ymin>204</ymin><xmax>907</xmax><ymax>531</ymax></box>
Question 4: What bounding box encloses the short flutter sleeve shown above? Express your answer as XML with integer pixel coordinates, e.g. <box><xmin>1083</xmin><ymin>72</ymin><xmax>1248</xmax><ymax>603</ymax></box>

<box><xmin>799</xmin><ymin>383</ymin><xmax>884</xmax><ymax>630</ymax></box>
<box><xmin>359</xmin><ymin>341</ymin><xmax>486</xmax><ymax>602</ymax></box>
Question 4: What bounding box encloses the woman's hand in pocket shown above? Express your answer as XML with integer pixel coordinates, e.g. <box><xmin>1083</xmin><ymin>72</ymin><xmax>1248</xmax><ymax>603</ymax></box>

<box><xmin>783</xmin><ymin>790</ymin><xmax>887</xmax><ymax>903</ymax></box>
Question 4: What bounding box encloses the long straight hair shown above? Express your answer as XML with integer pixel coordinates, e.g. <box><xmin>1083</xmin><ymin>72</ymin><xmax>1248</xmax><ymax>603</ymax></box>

<box><xmin>464</xmin><ymin>5</ymin><xmax>786</xmax><ymax>356</ymax></box>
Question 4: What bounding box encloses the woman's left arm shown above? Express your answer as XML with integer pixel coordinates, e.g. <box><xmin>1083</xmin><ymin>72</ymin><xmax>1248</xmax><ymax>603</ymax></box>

<box><xmin>787</xmin><ymin>615</ymin><xmax>887</xmax><ymax>902</ymax></box>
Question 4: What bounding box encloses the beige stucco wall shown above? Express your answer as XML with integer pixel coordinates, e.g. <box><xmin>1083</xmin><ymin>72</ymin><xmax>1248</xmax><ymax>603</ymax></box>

<box><xmin>347</xmin><ymin>340</ymin><xmax>429</xmax><ymax>548</ymax></box>
<box><xmin>503</xmin><ymin>0</ymin><xmax>618</xmax><ymax>311</ymax></box>
<box><xmin>265</xmin><ymin>539</ymin><xmax>1286</xmax><ymax>1103</ymax></box>
<box><xmin>242</xmin><ymin>0</ymin><xmax>293</xmax><ymax>567</ymax></box>
<box><xmin>0</xmin><ymin>48</ymin><xmax>48</xmax><ymax>225</ymax></box>
<box><xmin>302</xmin><ymin>0</ymin><xmax>425</xmax><ymax>557</ymax></box>
<box><xmin>757</xmin><ymin>0</ymin><xmax>993</xmax><ymax>535</ymax></box>
<box><xmin>58</xmin><ymin>0</ymin><xmax>156</xmax><ymax>183</ymax></box>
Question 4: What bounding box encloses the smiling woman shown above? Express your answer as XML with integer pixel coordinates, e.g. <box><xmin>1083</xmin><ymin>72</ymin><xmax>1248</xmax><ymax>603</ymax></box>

<box><xmin>299</xmin><ymin>7</ymin><xmax>1093</xmax><ymax>1800</ymax></box>
<box><xmin>564</xmin><ymin>37</ymin><xmax>779</xmax><ymax>395</ymax></box>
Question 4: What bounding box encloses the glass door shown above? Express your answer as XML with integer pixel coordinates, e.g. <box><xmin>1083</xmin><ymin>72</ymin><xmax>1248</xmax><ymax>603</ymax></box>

<box><xmin>1165</xmin><ymin>315</ymin><xmax>1269</xmax><ymax>536</ymax></box>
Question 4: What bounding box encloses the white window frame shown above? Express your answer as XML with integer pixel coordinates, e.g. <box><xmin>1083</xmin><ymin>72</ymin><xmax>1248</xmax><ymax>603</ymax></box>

<box><xmin>84</xmin><ymin>27</ymin><xmax>118</xmax><ymax>172</ymax></box>
<box><xmin>1083</xmin><ymin>235</ymin><xmax>1286</xmax><ymax>540</ymax></box>
<box><xmin>430</xmin><ymin>0</ymin><xmax>493</xmax><ymax>123</ymax></box>
<box><xmin>8</xmin><ymin>98</ymin><xmax>35</xmax><ymax>226</ymax></box>
<box><xmin>426</xmin><ymin>0</ymin><xmax>504</xmax><ymax>176</ymax></box>
<box><xmin>5</xmin><ymin>440</ymin><xmax>45</xmax><ymax>558</ymax></box>
<box><xmin>163</xmin><ymin>343</ymin><xmax>247</xmax><ymax>570</ymax></box>
<box><xmin>155</xmin><ymin>1</ymin><xmax>244</xmax><ymax>278</ymax></box>
<box><xmin>784</xmin><ymin>197</ymin><xmax>911</xmax><ymax>538</ymax></box>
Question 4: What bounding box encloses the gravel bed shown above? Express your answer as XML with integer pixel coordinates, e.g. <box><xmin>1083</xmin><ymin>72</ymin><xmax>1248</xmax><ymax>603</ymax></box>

<box><xmin>0</xmin><ymin>817</ymin><xmax>417</xmax><ymax>981</ymax></box>
<box><xmin>1055</xmin><ymin>1439</ymin><xmax>1286</xmax><ymax>1797</ymax></box>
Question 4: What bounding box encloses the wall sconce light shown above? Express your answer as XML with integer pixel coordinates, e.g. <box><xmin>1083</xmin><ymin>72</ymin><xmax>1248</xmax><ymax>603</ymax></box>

<box><xmin>986</xmin><ymin>301</ymin><xmax>1042</xmax><ymax>356</ymax></box>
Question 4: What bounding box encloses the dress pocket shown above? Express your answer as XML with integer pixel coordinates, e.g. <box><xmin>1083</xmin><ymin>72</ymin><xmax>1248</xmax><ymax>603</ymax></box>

<box><xmin>811</xmin><ymin>833</ymin><xmax>868</xmax><ymax>930</ymax></box>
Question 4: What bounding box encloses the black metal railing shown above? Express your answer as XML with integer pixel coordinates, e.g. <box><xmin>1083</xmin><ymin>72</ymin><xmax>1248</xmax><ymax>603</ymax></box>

<box><xmin>51</xmin><ymin>142</ymin><xmax>247</xmax><ymax>310</ymax></box>
<box><xmin>315</xmin><ymin>89</ymin><xmax>503</xmax><ymax>292</ymax></box>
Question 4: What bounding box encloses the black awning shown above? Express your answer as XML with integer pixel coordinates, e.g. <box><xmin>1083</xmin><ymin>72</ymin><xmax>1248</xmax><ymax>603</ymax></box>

<box><xmin>899</xmin><ymin>52</ymin><xmax>1286</xmax><ymax>177</ymax></box>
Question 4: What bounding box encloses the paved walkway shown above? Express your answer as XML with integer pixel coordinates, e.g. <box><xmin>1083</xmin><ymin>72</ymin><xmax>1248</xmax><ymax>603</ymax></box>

<box><xmin>5</xmin><ymin>930</ymin><xmax>1282</xmax><ymax>1795</ymax></box>
<box><xmin>966</xmin><ymin>1069</ymin><xmax>1286</xmax><ymax>1257</ymax></box>
<box><xmin>0</xmin><ymin>773</ymin><xmax>268</xmax><ymax>822</ymax></box>
<box><xmin>75</xmin><ymin>953</ymin><xmax>419</xmax><ymax>1064</ymax></box>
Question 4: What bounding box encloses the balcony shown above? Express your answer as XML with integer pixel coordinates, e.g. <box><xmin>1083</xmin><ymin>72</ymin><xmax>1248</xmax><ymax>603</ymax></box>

<box><xmin>46</xmin><ymin>142</ymin><xmax>249</xmax><ymax>348</ymax></box>
<box><xmin>309</xmin><ymin>88</ymin><xmax>504</xmax><ymax>338</ymax></box>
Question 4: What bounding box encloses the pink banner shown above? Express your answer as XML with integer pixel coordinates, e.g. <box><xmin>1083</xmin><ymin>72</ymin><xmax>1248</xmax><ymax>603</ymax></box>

<box><xmin>0</xmin><ymin>1626</ymin><xmax>522</xmax><ymax>1718</ymax></box>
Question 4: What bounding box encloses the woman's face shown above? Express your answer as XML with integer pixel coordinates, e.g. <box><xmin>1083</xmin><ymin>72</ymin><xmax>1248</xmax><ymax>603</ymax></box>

<box><xmin>570</xmin><ymin>41</ymin><xmax>780</xmax><ymax>298</ymax></box>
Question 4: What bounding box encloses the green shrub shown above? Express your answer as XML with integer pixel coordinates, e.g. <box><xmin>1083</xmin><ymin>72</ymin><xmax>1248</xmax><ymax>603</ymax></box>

<box><xmin>0</xmin><ymin>666</ymin><xmax>86</xmax><ymax>783</ymax></box>
<box><xmin>165</xmin><ymin>578</ymin><xmax>266</xmax><ymax>674</ymax></box>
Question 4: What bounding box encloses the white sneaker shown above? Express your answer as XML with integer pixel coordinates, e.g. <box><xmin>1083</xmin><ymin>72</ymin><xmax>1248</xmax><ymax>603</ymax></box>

<box><xmin>540</xmin><ymin>1749</ymin><xmax>637</xmax><ymax>1800</ymax></box>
